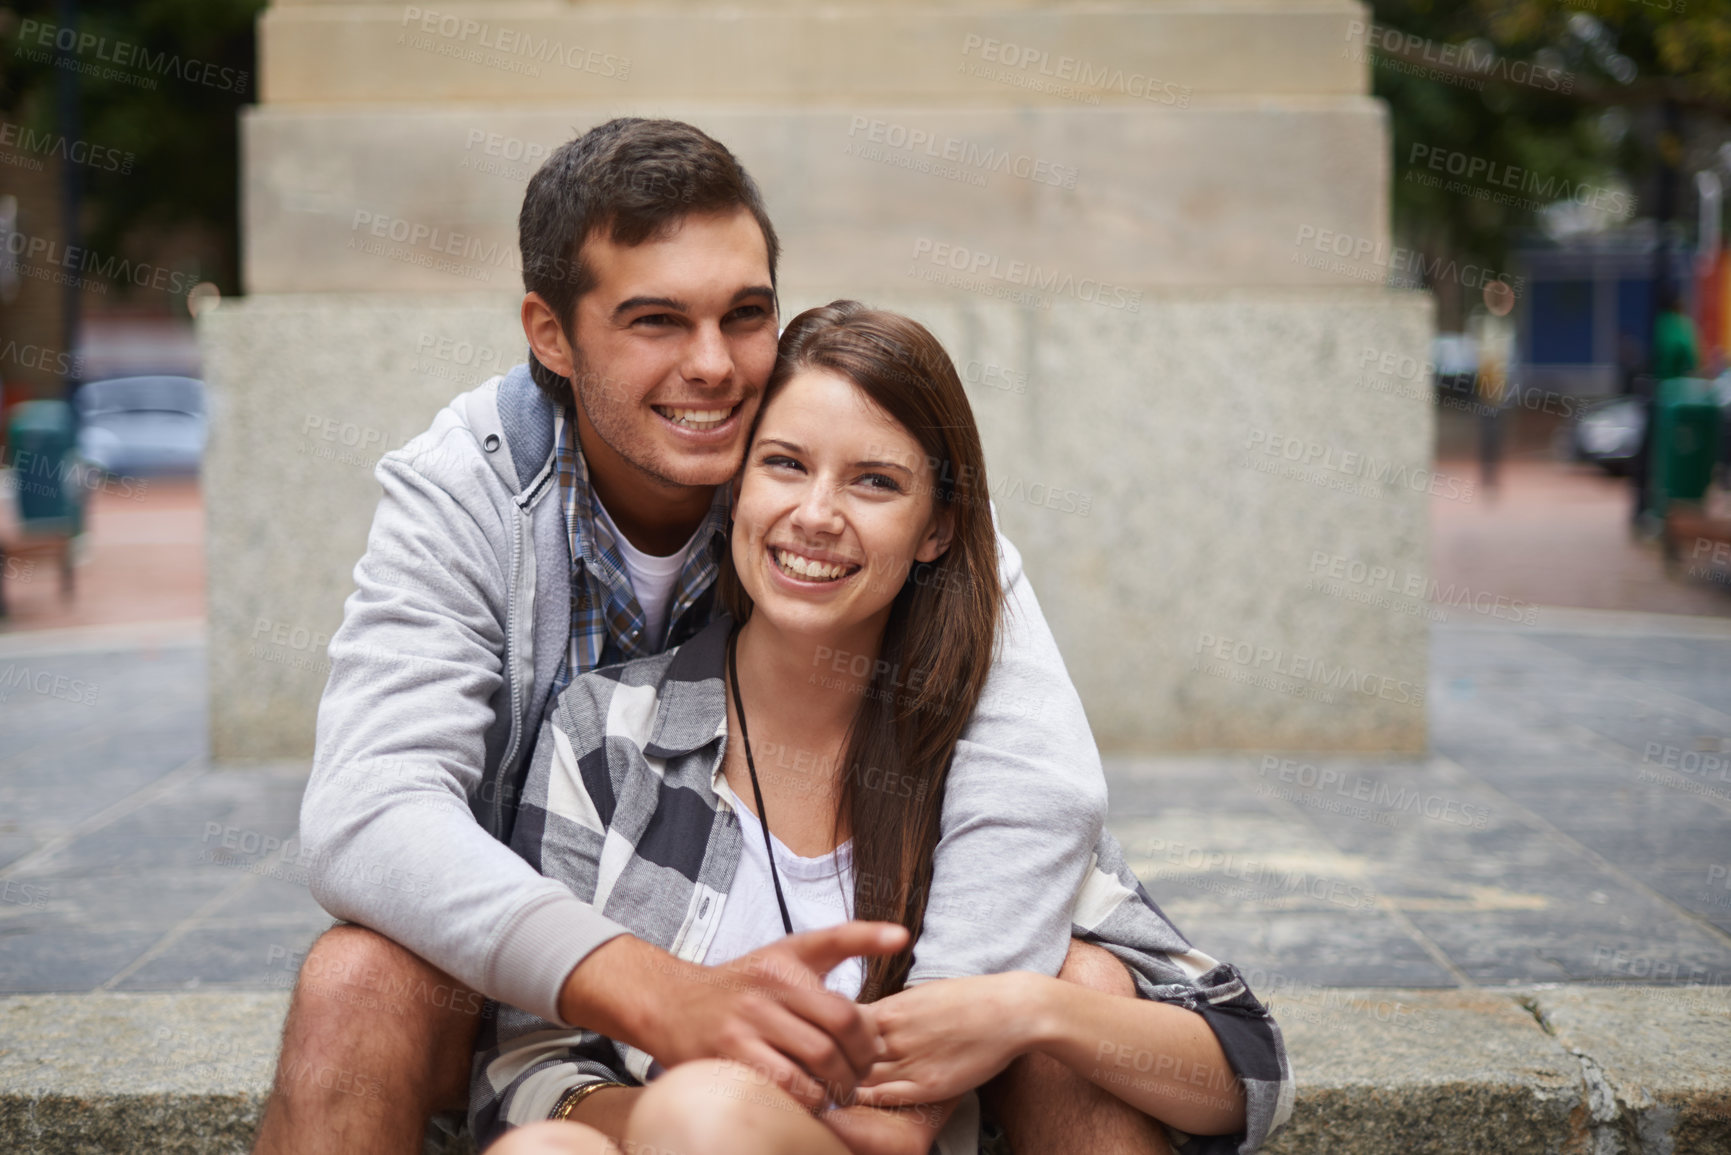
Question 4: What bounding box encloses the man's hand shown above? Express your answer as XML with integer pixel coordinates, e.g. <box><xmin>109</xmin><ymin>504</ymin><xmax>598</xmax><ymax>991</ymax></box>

<box><xmin>854</xmin><ymin>973</ymin><xmax>1042</xmax><ymax>1106</ymax></box>
<box><xmin>559</xmin><ymin>922</ymin><xmax>908</xmax><ymax>1109</ymax></box>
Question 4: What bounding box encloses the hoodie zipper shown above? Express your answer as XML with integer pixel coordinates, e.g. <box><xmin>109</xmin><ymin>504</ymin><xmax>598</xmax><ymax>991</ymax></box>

<box><xmin>493</xmin><ymin>450</ymin><xmax>559</xmax><ymax>838</ymax></box>
<box><xmin>491</xmin><ymin>503</ymin><xmax>526</xmax><ymax>840</ymax></box>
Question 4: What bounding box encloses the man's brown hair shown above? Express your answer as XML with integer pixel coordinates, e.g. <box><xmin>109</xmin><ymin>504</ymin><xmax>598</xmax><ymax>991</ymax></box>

<box><xmin>519</xmin><ymin>118</ymin><xmax>781</xmax><ymax>404</ymax></box>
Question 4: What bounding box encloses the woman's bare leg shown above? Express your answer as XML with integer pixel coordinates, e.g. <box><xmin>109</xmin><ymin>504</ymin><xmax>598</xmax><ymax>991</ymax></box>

<box><xmin>626</xmin><ymin>1059</ymin><xmax>850</xmax><ymax>1155</ymax></box>
<box><xmin>484</xmin><ymin>1120</ymin><xmax>618</xmax><ymax>1155</ymax></box>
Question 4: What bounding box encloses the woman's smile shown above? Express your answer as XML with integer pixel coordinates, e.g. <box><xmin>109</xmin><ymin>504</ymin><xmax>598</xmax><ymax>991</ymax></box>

<box><xmin>767</xmin><ymin>544</ymin><xmax>862</xmax><ymax>584</ymax></box>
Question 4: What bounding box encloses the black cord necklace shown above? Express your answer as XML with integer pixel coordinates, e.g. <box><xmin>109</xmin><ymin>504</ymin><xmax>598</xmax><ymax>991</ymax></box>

<box><xmin>726</xmin><ymin>623</ymin><xmax>795</xmax><ymax>937</ymax></box>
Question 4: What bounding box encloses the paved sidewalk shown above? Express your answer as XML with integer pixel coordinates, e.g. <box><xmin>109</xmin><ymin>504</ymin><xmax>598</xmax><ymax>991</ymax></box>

<box><xmin>1118</xmin><ymin>608</ymin><xmax>1731</xmax><ymax>993</ymax></box>
<box><xmin>1432</xmin><ymin>457</ymin><xmax>1731</xmax><ymax>618</ymax></box>
<box><xmin>2</xmin><ymin>610</ymin><xmax>1729</xmax><ymax>1155</ymax></box>
<box><xmin>0</xmin><ymin>622</ymin><xmax>322</xmax><ymax>997</ymax></box>
<box><xmin>1432</xmin><ymin>402</ymin><xmax>1731</xmax><ymax>618</ymax></box>
<box><xmin>0</xmin><ymin>476</ymin><xmax>205</xmax><ymax>633</ymax></box>
<box><xmin>1</xmin><ymin>610</ymin><xmax>1727</xmax><ymax>998</ymax></box>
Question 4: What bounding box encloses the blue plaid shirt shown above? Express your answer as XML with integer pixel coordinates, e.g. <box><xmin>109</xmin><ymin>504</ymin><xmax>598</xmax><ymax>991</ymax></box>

<box><xmin>550</xmin><ymin>404</ymin><xmax>731</xmax><ymax>697</ymax></box>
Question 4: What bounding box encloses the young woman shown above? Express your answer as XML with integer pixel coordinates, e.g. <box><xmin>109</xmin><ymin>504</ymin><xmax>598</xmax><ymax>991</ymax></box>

<box><xmin>472</xmin><ymin>303</ymin><xmax>1291</xmax><ymax>1155</ymax></box>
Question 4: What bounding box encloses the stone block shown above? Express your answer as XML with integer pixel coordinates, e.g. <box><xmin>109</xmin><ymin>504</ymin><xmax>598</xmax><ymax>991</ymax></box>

<box><xmin>1262</xmin><ymin>986</ymin><xmax>1584</xmax><ymax>1154</ymax></box>
<box><xmin>0</xmin><ymin>992</ymin><xmax>285</xmax><ymax>1153</ymax></box>
<box><xmin>258</xmin><ymin>2</ymin><xmax>1370</xmax><ymax>106</ymax></box>
<box><xmin>241</xmin><ymin>103</ymin><xmax>1389</xmax><ymax>295</ymax></box>
<box><xmin>1525</xmin><ymin>984</ymin><xmax>1731</xmax><ymax>1155</ymax></box>
<box><xmin>198</xmin><ymin>293</ymin><xmax>522</xmax><ymax>761</ymax></box>
<box><xmin>200</xmin><ymin>287</ymin><xmax>1429</xmax><ymax>759</ymax></box>
<box><xmin>798</xmin><ymin>285</ymin><xmax>1435</xmax><ymax>752</ymax></box>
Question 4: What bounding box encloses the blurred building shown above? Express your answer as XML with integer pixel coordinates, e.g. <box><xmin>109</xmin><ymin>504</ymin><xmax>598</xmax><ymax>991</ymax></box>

<box><xmin>1516</xmin><ymin>224</ymin><xmax>1699</xmax><ymax>398</ymax></box>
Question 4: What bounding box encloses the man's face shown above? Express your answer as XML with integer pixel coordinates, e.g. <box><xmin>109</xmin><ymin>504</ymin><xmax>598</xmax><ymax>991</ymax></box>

<box><xmin>567</xmin><ymin>208</ymin><xmax>778</xmax><ymax>490</ymax></box>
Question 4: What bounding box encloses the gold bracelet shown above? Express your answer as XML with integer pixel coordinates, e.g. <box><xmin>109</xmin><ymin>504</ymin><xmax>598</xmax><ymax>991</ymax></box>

<box><xmin>550</xmin><ymin>1079</ymin><xmax>625</xmax><ymax>1122</ymax></box>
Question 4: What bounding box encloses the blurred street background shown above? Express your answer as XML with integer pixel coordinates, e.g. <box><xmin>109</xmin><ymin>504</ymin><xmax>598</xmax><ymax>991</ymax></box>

<box><xmin>0</xmin><ymin>0</ymin><xmax>1729</xmax><ymax>1071</ymax></box>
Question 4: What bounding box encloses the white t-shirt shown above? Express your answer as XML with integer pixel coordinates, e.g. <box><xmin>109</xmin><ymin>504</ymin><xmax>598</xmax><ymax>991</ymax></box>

<box><xmin>592</xmin><ymin>495</ymin><xmax>703</xmax><ymax>648</ymax></box>
<box><xmin>704</xmin><ymin>777</ymin><xmax>862</xmax><ymax>1000</ymax></box>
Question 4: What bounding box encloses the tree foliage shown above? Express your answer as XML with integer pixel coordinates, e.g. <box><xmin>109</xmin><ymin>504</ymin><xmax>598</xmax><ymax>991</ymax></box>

<box><xmin>0</xmin><ymin>0</ymin><xmax>264</xmax><ymax>296</ymax></box>
<box><xmin>1370</xmin><ymin>0</ymin><xmax>1729</xmax><ymax>324</ymax></box>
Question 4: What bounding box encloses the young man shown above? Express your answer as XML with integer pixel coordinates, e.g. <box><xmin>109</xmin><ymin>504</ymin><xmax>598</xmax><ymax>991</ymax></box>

<box><xmin>253</xmin><ymin>119</ymin><xmax>1285</xmax><ymax>1155</ymax></box>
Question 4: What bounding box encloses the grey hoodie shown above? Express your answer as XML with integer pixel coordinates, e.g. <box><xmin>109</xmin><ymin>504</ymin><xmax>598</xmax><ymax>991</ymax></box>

<box><xmin>303</xmin><ymin>364</ymin><xmax>1109</xmax><ymax>1025</ymax></box>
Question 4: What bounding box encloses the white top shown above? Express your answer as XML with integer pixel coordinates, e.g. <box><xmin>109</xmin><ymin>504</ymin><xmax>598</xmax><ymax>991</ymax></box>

<box><xmin>704</xmin><ymin>777</ymin><xmax>863</xmax><ymax>1000</ymax></box>
<box><xmin>592</xmin><ymin>494</ymin><xmax>703</xmax><ymax>648</ymax></box>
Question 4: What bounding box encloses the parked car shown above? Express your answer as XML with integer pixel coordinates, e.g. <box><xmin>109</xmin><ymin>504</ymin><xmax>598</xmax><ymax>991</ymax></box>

<box><xmin>73</xmin><ymin>376</ymin><xmax>206</xmax><ymax>476</ymax></box>
<box><xmin>1570</xmin><ymin>395</ymin><xmax>1646</xmax><ymax>476</ymax></box>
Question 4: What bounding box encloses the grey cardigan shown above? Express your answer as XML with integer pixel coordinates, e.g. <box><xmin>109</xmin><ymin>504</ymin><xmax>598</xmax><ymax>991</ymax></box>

<box><xmin>303</xmin><ymin>364</ymin><xmax>1111</xmax><ymax>1025</ymax></box>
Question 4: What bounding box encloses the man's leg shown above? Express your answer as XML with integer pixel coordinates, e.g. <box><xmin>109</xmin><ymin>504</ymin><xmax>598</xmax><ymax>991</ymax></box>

<box><xmin>252</xmin><ymin>925</ymin><xmax>485</xmax><ymax>1155</ymax></box>
<box><xmin>981</xmin><ymin>940</ymin><xmax>1174</xmax><ymax>1155</ymax></box>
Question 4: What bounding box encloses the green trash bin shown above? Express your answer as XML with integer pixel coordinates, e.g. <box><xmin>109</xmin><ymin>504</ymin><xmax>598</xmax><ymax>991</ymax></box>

<box><xmin>6</xmin><ymin>400</ymin><xmax>85</xmax><ymax>536</ymax></box>
<box><xmin>1646</xmin><ymin>377</ymin><xmax>1722</xmax><ymax>521</ymax></box>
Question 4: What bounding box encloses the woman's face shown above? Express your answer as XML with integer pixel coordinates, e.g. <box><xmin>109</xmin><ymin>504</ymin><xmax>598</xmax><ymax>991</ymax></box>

<box><xmin>731</xmin><ymin>367</ymin><xmax>952</xmax><ymax>642</ymax></box>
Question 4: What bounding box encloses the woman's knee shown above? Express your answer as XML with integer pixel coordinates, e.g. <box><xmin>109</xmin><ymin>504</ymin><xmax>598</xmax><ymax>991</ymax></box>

<box><xmin>487</xmin><ymin>1120</ymin><xmax>617</xmax><ymax>1155</ymax></box>
<box><xmin>629</xmin><ymin>1059</ymin><xmax>812</xmax><ymax>1152</ymax></box>
<box><xmin>637</xmin><ymin>1057</ymin><xmax>798</xmax><ymax>1118</ymax></box>
<box><xmin>1057</xmin><ymin>939</ymin><xmax>1137</xmax><ymax>998</ymax></box>
<box><xmin>630</xmin><ymin>1060</ymin><xmax>728</xmax><ymax>1151</ymax></box>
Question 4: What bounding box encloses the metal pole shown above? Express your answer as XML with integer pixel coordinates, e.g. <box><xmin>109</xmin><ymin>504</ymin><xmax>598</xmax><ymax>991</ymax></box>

<box><xmin>1651</xmin><ymin>97</ymin><xmax>1683</xmax><ymax>362</ymax></box>
<box><xmin>1633</xmin><ymin>98</ymin><xmax>1684</xmax><ymax>526</ymax></box>
<box><xmin>54</xmin><ymin>0</ymin><xmax>82</xmax><ymax>404</ymax></box>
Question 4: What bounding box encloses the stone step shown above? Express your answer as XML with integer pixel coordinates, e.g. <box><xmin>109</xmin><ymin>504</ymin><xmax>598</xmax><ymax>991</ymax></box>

<box><xmin>2</xmin><ymin>985</ymin><xmax>1726</xmax><ymax>1153</ymax></box>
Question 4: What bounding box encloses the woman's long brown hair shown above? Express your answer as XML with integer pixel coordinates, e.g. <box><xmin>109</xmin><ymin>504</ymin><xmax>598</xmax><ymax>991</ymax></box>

<box><xmin>717</xmin><ymin>301</ymin><xmax>1003</xmax><ymax>1001</ymax></box>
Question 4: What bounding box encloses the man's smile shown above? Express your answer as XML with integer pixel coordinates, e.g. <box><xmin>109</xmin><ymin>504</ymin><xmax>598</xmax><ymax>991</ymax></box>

<box><xmin>651</xmin><ymin>402</ymin><xmax>744</xmax><ymax>433</ymax></box>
